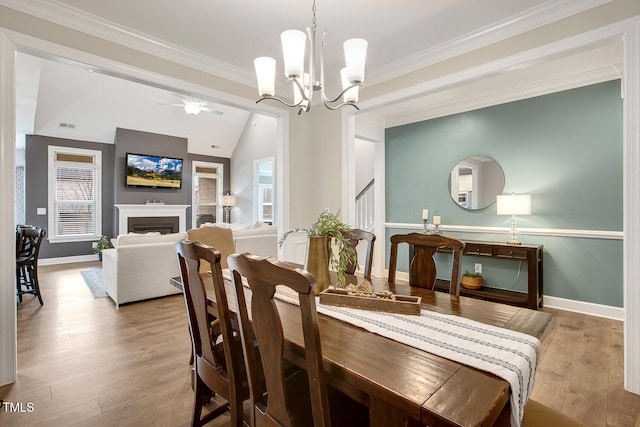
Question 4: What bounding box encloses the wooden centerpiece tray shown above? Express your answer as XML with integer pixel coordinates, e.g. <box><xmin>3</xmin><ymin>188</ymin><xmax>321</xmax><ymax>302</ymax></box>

<box><xmin>319</xmin><ymin>288</ymin><xmax>422</xmax><ymax>316</ymax></box>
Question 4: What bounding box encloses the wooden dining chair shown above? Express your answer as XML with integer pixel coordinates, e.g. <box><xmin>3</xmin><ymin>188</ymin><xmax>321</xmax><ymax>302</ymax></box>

<box><xmin>16</xmin><ymin>225</ymin><xmax>46</xmax><ymax>305</ymax></box>
<box><xmin>343</xmin><ymin>229</ymin><xmax>375</xmax><ymax>280</ymax></box>
<box><xmin>176</xmin><ymin>239</ymin><xmax>249</xmax><ymax>427</ymax></box>
<box><xmin>388</xmin><ymin>232</ymin><xmax>466</xmax><ymax>295</ymax></box>
<box><xmin>228</xmin><ymin>253</ymin><xmax>369</xmax><ymax>427</ymax></box>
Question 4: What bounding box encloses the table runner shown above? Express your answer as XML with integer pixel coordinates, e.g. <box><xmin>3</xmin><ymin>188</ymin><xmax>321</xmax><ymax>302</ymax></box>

<box><xmin>223</xmin><ymin>271</ymin><xmax>539</xmax><ymax>427</ymax></box>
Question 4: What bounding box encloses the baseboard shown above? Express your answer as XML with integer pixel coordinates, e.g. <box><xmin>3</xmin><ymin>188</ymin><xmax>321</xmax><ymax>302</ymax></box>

<box><xmin>385</xmin><ymin>270</ymin><xmax>623</xmax><ymax>321</ymax></box>
<box><xmin>543</xmin><ymin>295</ymin><xmax>623</xmax><ymax>321</ymax></box>
<box><xmin>39</xmin><ymin>254</ymin><xmax>99</xmax><ymax>265</ymax></box>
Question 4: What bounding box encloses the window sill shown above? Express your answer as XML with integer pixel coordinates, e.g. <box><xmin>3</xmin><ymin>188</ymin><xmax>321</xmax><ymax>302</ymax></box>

<box><xmin>48</xmin><ymin>235</ymin><xmax>102</xmax><ymax>244</ymax></box>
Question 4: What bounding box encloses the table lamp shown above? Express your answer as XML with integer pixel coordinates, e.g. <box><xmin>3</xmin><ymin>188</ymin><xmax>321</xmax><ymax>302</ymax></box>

<box><xmin>496</xmin><ymin>194</ymin><xmax>531</xmax><ymax>245</ymax></box>
<box><xmin>221</xmin><ymin>193</ymin><xmax>237</xmax><ymax>223</ymax></box>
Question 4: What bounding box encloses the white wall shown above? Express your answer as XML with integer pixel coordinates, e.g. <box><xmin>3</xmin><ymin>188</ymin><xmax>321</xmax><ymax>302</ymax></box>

<box><xmin>355</xmin><ymin>138</ymin><xmax>374</xmax><ymax>195</ymax></box>
<box><xmin>230</xmin><ymin>112</ymin><xmax>277</xmax><ymax>224</ymax></box>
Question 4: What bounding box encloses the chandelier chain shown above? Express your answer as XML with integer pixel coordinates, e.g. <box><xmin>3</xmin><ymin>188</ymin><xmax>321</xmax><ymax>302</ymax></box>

<box><xmin>312</xmin><ymin>0</ymin><xmax>317</xmax><ymax>34</ymax></box>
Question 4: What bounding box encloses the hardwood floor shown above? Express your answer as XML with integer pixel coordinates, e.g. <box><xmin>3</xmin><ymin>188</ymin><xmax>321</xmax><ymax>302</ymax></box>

<box><xmin>1</xmin><ymin>262</ymin><xmax>639</xmax><ymax>426</ymax></box>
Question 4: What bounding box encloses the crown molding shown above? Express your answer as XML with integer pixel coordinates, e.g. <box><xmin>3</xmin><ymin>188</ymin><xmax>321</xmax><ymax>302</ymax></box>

<box><xmin>385</xmin><ymin>63</ymin><xmax>622</xmax><ymax>127</ymax></box>
<box><xmin>0</xmin><ymin>0</ymin><xmax>258</xmax><ymax>87</ymax></box>
<box><xmin>367</xmin><ymin>0</ymin><xmax>614</xmax><ymax>85</ymax></box>
<box><xmin>0</xmin><ymin>0</ymin><xmax>613</xmax><ymax>90</ymax></box>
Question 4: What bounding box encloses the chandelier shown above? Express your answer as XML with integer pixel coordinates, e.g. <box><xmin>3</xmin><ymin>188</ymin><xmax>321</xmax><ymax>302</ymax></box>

<box><xmin>253</xmin><ymin>0</ymin><xmax>367</xmax><ymax>115</ymax></box>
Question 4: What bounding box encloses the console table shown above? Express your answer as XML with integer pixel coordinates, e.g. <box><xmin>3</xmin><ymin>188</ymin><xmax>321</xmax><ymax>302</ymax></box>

<box><xmin>435</xmin><ymin>240</ymin><xmax>543</xmax><ymax>309</ymax></box>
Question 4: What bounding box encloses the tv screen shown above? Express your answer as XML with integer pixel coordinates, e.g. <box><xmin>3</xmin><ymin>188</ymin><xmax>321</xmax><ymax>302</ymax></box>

<box><xmin>125</xmin><ymin>153</ymin><xmax>183</xmax><ymax>189</ymax></box>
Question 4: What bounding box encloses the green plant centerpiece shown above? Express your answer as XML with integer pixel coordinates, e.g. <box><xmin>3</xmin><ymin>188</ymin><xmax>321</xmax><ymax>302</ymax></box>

<box><xmin>461</xmin><ymin>270</ymin><xmax>483</xmax><ymax>290</ymax></box>
<box><xmin>279</xmin><ymin>210</ymin><xmax>357</xmax><ymax>294</ymax></box>
<box><xmin>93</xmin><ymin>235</ymin><xmax>114</xmax><ymax>261</ymax></box>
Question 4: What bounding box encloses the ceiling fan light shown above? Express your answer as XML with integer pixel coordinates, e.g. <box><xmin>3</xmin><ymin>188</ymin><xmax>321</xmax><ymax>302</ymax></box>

<box><xmin>343</xmin><ymin>38</ymin><xmax>367</xmax><ymax>84</ymax></box>
<box><xmin>254</xmin><ymin>57</ymin><xmax>276</xmax><ymax>97</ymax></box>
<box><xmin>281</xmin><ymin>30</ymin><xmax>306</xmax><ymax>78</ymax></box>
<box><xmin>184</xmin><ymin>102</ymin><xmax>201</xmax><ymax>115</ymax></box>
<box><xmin>340</xmin><ymin>68</ymin><xmax>358</xmax><ymax>103</ymax></box>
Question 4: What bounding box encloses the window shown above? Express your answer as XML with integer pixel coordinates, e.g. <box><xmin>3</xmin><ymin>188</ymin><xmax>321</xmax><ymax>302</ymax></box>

<box><xmin>192</xmin><ymin>161</ymin><xmax>223</xmax><ymax>227</ymax></box>
<box><xmin>48</xmin><ymin>146</ymin><xmax>102</xmax><ymax>242</ymax></box>
<box><xmin>254</xmin><ymin>158</ymin><xmax>274</xmax><ymax>224</ymax></box>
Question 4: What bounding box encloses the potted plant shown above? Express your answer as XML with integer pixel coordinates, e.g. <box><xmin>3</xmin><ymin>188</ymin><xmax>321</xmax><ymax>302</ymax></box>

<box><xmin>461</xmin><ymin>270</ymin><xmax>483</xmax><ymax>290</ymax></box>
<box><xmin>279</xmin><ymin>210</ymin><xmax>357</xmax><ymax>294</ymax></box>
<box><xmin>93</xmin><ymin>235</ymin><xmax>113</xmax><ymax>261</ymax></box>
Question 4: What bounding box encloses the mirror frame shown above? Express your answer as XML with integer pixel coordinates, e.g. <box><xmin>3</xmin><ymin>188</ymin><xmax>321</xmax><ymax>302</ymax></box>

<box><xmin>449</xmin><ymin>156</ymin><xmax>505</xmax><ymax>211</ymax></box>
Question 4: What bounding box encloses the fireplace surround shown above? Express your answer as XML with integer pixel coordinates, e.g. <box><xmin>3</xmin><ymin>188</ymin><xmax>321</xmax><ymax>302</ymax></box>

<box><xmin>115</xmin><ymin>204</ymin><xmax>189</xmax><ymax>235</ymax></box>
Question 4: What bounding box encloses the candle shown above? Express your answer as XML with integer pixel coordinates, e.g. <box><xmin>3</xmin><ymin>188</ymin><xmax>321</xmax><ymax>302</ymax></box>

<box><xmin>422</xmin><ymin>209</ymin><xmax>429</xmax><ymax>220</ymax></box>
<box><xmin>433</xmin><ymin>216</ymin><xmax>441</xmax><ymax>225</ymax></box>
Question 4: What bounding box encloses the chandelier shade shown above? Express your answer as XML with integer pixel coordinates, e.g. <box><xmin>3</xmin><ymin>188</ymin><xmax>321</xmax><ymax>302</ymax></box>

<box><xmin>254</xmin><ymin>57</ymin><xmax>276</xmax><ymax>97</ymax></box>
<box><xmin>343</xmin><ymin>38</ymin><xmax>368</xmax><ymax>84</ymax></box>
<box><xmin>254</xmin><ymin>0</ymin><xmax>367</xmax><ymax>114</ymax></box>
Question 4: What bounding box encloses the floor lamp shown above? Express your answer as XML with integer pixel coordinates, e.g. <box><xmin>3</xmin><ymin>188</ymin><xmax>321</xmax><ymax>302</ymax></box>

<box><xmin>221</xmin><ymin>194</ymin><xmax>236</xmax><ymax>224</ymax></box>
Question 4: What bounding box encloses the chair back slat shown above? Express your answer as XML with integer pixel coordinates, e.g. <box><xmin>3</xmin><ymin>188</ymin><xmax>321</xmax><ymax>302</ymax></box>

<box><xmin>343</xmin><ymin>229</ymin><xmax>376</xmax><ymax>280</ymax></box>
<box><xmin>388</xmin><ymin>233</ymin><xmax>465</xmax><ymax>295</ymax></box>
<box><xmin>229</xmin><ymin>253</ymin><xmax>332</xmax><ymax>427</ymax></box>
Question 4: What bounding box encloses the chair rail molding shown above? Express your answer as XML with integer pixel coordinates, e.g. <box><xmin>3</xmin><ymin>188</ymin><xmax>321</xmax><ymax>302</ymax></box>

<box><xmin>384</xmin><ymin>223</ymin><xmax>624</xmax><ymax>241</ymax></box>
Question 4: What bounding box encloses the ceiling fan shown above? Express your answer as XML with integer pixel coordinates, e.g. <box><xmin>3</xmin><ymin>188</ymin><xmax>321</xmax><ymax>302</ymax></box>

<box><xmin>158</xmin><ymin>95</ymin><xmax>224</xmax><ymax>115</ymax></box>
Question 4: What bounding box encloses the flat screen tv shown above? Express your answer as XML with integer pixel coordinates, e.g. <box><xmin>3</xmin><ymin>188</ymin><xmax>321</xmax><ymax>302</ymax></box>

<box><xmin>125</xmin><ymin>153</ymin><xmax>183</xmax><ymax>189</ymax></box>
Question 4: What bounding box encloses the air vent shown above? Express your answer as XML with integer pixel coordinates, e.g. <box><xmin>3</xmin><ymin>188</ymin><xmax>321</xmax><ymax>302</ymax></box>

<box><xmin>59</xmin><ymin>122</ymin><xmax>76</xmax><ymax>129</ymax></box>
<box><xmin>210</xmin><ymin>144</ymin><xmax>220</xmax><ymax>149</ymax></box>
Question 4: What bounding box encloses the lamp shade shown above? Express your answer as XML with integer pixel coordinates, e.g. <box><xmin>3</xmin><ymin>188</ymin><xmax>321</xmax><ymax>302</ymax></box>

<box><xmin>254</xmin><ymin>57</ymin><xmax>276</xmax><ymax>97</ymax></box>
<box><xmin>281</xmin><ymin>30</ymin><xmax>306</xmax><ymax>78</ymax></box>
<box><xmin>343</xmin><ymin>38</ymin><xmax>368</xmax><ymax>83</ymax></box>
<box><xmin>221</xmin><ymin>194</ymin><xmax>237</xmax><ymax>207</ymax></box>
<box><xmin>340</xmin><ymin>68</ymin><xmax>358</xmax><ymax>103</ymax></box>
<box><xmin>496</xmin><ymin>194</ymin><xmax>531</xmax><ymax>215</ymax></box>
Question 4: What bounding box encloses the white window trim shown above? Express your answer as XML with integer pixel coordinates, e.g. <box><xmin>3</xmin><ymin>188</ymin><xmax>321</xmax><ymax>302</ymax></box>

<box><xmin>253</xmin><ymin>156</ymin><xmax>274</xmax><ymax>223</ymax></box>
<box><xmin>47</xmin><ymin>145</ymin><xmax>102</xmax><ymax>243</ymax></box>
<box><xmin>192</xmin><ymin>160</ymin><xmax>224</xmax><ymax>227</ymax></box>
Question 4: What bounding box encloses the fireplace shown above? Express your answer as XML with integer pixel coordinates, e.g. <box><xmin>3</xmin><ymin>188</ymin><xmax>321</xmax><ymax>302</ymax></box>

<box><xmin>128</xmin><ymin>216</ymin><xmax>179</xmax><ymax>234</ymax></box>
<box><xmin>115</xmin><ymin>204</ymin><xmax>189</xmax><ymax>235</ymax></box>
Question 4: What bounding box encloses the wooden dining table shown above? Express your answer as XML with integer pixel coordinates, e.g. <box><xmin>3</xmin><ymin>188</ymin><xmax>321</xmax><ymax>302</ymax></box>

<box><xmin>171</xmin><ymin>271</ymin><xmax>552</xmax><ymax>427</ymax></box>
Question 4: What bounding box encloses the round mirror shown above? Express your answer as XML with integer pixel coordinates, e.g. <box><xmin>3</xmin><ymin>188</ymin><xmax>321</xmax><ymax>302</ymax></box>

<box><xmin>449</xmin><ymin>156</ymin><xmax>505</xmax><ymax>210</ymax></box>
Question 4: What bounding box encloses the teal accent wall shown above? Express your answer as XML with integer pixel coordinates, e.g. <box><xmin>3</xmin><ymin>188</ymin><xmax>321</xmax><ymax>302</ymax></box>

<box><xmin>385</xmin><ymin>80</ymin><xmax>623</xmax><ymax>307</ymax></box>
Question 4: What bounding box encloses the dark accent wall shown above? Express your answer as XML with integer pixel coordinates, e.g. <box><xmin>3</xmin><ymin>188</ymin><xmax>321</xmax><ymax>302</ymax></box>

<box><xmin>25</xmin><ymin>135</ymin><xmax>115</xmax><ymax>259</ymax></box>
<box><xmin>25</xmin><ymin>128</ymin><xmax>230</xmax><ymax>259</ymax></box>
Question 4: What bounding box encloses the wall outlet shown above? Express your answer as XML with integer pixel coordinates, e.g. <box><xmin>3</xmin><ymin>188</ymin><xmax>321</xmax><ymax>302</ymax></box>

<box><xmin>36</xmin><ymin>208</ymin><xmax>46</xmax><ymax>215</ymax></box>
<box><xmin>91</xmin><ymin>242</ymin><xmax>98</xmax><ymax>249</ymax></box>
<box><xmin>474</xmin><ymin>263</ymin><xmax>482</xmax><ymax>274</ymax></box>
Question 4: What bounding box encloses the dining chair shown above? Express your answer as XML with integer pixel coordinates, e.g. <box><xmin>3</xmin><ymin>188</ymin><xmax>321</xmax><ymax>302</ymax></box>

<box><xmin>388</xmin><ymin>232</ymin><xmax>466</xmax><ymax>295</ymax></box>
<box><xmin>176</xmin><ymin>239</ymin><xmax>249</xmax><ymax>427</ymax></box>
<box><xmin>343</xmin><ymin>229</ymin><xmax>375</xmax><ymax>280</ymax></box>
<box><xmin>16</xmin><ymin>225</ymin><xmax>46</xmax><ymax>305</ymax></box>
<box><xmin>228</xmin><ymin>253</ymin><xmax>369</xmax><ymax>427</ymax></box>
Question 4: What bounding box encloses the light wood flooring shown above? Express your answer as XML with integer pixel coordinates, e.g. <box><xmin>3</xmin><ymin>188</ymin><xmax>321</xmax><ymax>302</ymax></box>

<box><xmin>1</xmin><ymin>261</ymin><xmax>639</xmax><ymax>426</ymax></box>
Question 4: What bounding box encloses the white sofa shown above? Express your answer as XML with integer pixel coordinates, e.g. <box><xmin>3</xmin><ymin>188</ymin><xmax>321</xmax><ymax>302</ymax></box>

<box><xmin>102</xmin><ymin>232</ymin><xmax>186</xmax><ymax>307</ymax></box>
<box><xmin>201</xmin><ymin>222</ymin><xmax>278</xmax><ymax>258</ymax></box>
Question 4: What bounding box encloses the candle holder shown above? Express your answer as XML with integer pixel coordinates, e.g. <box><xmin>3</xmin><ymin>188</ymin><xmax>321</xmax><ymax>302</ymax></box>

<box><xmin>423</xmin><ymin>219</ymin><xmax>430</xmax><ymax>234</ymax></box>
<box><xmin>434</xmin><ymin>224</ymin><xmax>440</xmax><ymax>235</ymax></box>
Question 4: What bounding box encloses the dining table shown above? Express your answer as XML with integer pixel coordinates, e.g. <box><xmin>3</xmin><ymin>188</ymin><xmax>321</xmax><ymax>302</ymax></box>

<box><xmin>170</xmin><ymin>270</ymin><xmax>552</xmax><ymax>427</ymax></box>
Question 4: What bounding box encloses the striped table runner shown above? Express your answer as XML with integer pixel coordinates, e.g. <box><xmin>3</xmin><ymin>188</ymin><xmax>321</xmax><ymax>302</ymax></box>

<box><xmin>223</xmin><ymin>270</ymin><xmax>539</xmax><ymax>427</ymax></box>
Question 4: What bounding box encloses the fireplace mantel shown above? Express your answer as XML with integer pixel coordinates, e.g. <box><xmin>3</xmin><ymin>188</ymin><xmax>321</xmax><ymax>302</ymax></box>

<box><xmin>115</xmin><ymin>204</ymin><xmax>189</xmax><ymax>235</ymax></box>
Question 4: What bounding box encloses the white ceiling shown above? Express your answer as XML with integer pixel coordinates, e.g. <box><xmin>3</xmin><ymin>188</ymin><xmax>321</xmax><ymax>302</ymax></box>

<box><xmin>10</xmin><ymin>0</ymin><xmax>621</xmax><ymax>155</ymax></box>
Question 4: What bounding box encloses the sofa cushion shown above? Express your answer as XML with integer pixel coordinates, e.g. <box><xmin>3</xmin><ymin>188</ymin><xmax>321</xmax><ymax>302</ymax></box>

<box><xmin>116</xmin><ymin>232</ymin><xmax>186</xmax><ymax>247</ymax></box>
